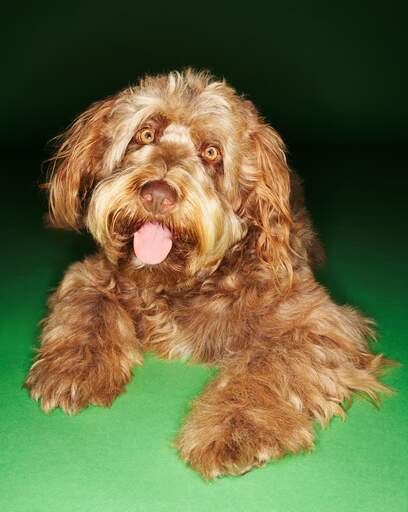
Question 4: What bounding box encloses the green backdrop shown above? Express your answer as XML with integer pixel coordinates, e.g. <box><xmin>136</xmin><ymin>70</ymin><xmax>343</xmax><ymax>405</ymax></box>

<box><xmin>1</xmin><ymin>1</ymin><xmax>407</xmax><ymax>511</ymax></box>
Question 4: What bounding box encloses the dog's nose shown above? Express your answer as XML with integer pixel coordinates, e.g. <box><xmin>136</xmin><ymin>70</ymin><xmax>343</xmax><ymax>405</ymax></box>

<box><xmin>140</xmin><ymin>180</ymin><xmax>177</xmax><ymax>214</ymax></box>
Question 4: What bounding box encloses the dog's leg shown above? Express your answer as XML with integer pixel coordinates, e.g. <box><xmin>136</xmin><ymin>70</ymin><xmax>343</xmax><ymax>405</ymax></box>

<box><xmin>176</xmin><ymin>298</ymin><xmax>391</xmax><ymax>479</ymax></box>
<box><xmin>24</xmin><ymin>256</ymin><xmax>142</xmax><ymax>414</ymax></box>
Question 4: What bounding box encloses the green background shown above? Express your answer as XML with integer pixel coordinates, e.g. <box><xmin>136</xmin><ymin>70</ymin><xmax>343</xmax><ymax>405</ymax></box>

<box><xmin>1</xmin><ymin>2</ymin><xmax>407</xmax><ymax>511</ymax></box>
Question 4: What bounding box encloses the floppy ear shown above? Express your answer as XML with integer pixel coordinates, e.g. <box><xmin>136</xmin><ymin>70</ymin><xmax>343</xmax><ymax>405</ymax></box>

<box><xmin>245</xmin><ymin>114</ymin><xmax>293</xmax><ymax>282</ymax></box>
<box><xmin>46</xmin><ymin>97</ymin><xmax>115</xmax><ymax>230</ymax></box>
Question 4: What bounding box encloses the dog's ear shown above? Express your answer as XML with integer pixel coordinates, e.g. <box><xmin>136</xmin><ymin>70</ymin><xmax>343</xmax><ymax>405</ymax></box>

<box><xmin>46</xmin><ymin>97</ymin><xmax>115</xmax><ymax>230</ymax></box>
<box><xmin>243</xmin><ymin>103</ymin><xmax>293</xmax><ymax>282</ymax></box>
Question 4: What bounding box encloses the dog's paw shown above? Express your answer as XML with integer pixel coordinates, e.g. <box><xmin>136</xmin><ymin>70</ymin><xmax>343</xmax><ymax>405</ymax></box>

<box><xmin>176</xmin><ymin>407</ymin><xmax>315</xmax><ymax>479</ymax></box>
<box><xmin>175</xmin><ymin>414</ymin><xmax>274</xmax><ymax>479</ymax></box>
<box><xmin>176</xmin><ymin>432</ymin><xmax>266</xmax><ymax>479</ymax></box>
<box><xmin>175</xmin><ymin>411</ymin><xmax>309</xmax><ymax>479</ymax></box>
<box><xmin>24</xmin><ymin>347</ymin><xmax>131</xmax><ymax>414</ymax></box>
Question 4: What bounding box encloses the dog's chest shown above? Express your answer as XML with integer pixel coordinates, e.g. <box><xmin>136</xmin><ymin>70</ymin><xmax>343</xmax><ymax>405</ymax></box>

<box><xmin>138</xmin><ymin>278</ymin><xmax>250</xmax><ymax>363</ymax></box>
<box><xmin>139</xmin><ymin>290</ymin><xmax>199</xmax><ymax>360</ymax></box>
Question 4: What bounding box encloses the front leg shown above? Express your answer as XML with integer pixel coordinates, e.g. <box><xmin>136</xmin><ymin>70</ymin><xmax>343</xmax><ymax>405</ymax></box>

<box><xmin>176</xmin><ymin>346</ymin><xmax>315</xmax><ymax>479</ymax></box>
<box><xmin>24</xmin><ymin>255</ymin><xmax>142</xmax><ymax>414</ymax></box>
<box><xmin>176</xmin><ymin>294</ymin><xmax>391</xmax><ymax>479</ymax></box>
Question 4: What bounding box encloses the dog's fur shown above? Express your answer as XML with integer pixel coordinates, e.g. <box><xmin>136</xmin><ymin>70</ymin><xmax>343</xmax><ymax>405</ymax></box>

<box><xmin>24</xmin><ymin>69</ymin><xmax>391</xmax><ymax>479</ymax></box>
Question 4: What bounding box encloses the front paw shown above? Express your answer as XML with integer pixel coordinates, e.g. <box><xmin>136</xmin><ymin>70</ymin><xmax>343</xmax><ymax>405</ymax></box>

<box><xmin>176</xmin><ymin>413</ymin><xmax>268</xmax><ymax>479</ymax></box>
<box><xmin>176</xmin><ymin>408</ymin><xmax>314</xmax><ymax>479</ymax></box>
<box><xmin>24</xmin><ymin>344</ymin><xmax>132</xmax><ymax>414</ymax></box>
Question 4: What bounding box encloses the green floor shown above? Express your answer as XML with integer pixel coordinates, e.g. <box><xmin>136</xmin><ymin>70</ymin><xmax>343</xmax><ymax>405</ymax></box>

<box><xmin>1</xmin><ymin>151</ymin><xmax>407</xmax><ymax>512</ymax></box>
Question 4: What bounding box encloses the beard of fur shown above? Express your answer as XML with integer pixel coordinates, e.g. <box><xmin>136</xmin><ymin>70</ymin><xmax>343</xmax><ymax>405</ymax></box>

<box><xmin>86</xmin><ymin>165</ymin><xmax>245</xmax><ymax>275</ymax></box>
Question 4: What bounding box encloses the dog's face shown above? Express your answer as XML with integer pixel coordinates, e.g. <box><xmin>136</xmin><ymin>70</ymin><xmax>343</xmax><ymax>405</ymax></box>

<box><xmin>48</xmin><ymin>70</ymin><xmax>292</xmax><ymax>281</ymax></box>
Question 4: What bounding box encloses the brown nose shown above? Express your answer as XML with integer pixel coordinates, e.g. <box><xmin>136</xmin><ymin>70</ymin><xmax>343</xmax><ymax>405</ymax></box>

<box><xmin>140</xmin><ymin>180</ymin><xmax>177</xmax><ymax>214</ymax></box>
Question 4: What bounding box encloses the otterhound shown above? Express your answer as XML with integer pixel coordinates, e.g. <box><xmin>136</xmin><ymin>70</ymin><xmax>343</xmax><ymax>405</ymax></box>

<box><xmin>25</xmin><ymin>69</ymin><xmax>391</xmax><ymax>478</ymax></box>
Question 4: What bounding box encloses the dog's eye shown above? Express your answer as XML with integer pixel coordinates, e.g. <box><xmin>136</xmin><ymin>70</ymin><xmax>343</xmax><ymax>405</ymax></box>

<box><xmin>201</xmin><ymin>145</ymin><xmax>221</xmax><ymax>163</ymax></box>
<box><xmin>135</xmin><ymin>127</ymin><xmax>156</xmax><ymax>145</ymax></box>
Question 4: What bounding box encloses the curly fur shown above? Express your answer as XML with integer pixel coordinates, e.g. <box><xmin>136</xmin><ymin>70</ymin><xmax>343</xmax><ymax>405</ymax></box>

<box><xmin>25</xmin><ymin>69</ymin><xmax>393</xmax><ymax>479</ymax></box>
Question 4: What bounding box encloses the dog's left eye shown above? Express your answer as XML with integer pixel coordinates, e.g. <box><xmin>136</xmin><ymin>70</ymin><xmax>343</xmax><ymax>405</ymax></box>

<box><xmin>135</xmin><ymin>127</ymin><xmax>156</xmax><ymax>145</ymax></box>
<box><xmin>201</xmin><ymin>145</ymin><xmax>221</xmax><ymax>163</ymax></box>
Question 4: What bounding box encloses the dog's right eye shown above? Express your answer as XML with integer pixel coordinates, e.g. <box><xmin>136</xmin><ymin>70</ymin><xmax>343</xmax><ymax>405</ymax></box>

<box><xmin>201</xmin><ymin>144</ymin><xmax>222</xmax><ymax>164</ymax></box>
<box><xmin>135</xmin><ymin>127</ymin><xmax>156</xmax><ymax>145</ymax></box>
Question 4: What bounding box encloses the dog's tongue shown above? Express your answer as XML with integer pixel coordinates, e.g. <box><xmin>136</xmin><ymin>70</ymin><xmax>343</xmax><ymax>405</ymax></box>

<box><xmin>133</xmin><ymin>222</ymin><xmax>173</xmax><ymax>265</ymax></box>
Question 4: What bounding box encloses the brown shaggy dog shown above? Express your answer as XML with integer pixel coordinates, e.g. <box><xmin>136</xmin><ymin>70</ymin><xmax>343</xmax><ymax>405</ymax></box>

<box><xmin>25</xmin><ymin>69</ymin><xmax>391</xmax><ymax>478</ymax></box>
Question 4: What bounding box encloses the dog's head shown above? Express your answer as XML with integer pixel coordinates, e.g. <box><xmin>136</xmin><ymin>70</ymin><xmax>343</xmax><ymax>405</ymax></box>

<box><xmin>47</xmin><ymin>69</ymin><xmax>292</xmax><ymax>282</ymax></box>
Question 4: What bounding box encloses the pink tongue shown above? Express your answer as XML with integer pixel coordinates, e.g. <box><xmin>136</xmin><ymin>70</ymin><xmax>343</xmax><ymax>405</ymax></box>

<box><xmin>133</xmin><ymin>222</ymin><xmax>173</xmax><ymax>265</ymax></box>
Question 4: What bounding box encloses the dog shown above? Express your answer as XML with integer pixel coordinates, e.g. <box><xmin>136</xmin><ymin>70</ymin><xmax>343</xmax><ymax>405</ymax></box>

<box><xmin>24</xmin><ymin>69</ymin><xmax>391</xmax><ymax>479</ymax></box>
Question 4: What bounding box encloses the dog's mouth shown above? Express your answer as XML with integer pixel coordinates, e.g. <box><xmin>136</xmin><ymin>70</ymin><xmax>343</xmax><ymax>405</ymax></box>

<box><xmin>133</xmin><ymin>222</ymin><xmax>173</xmax><ymax>265</ymax></box>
